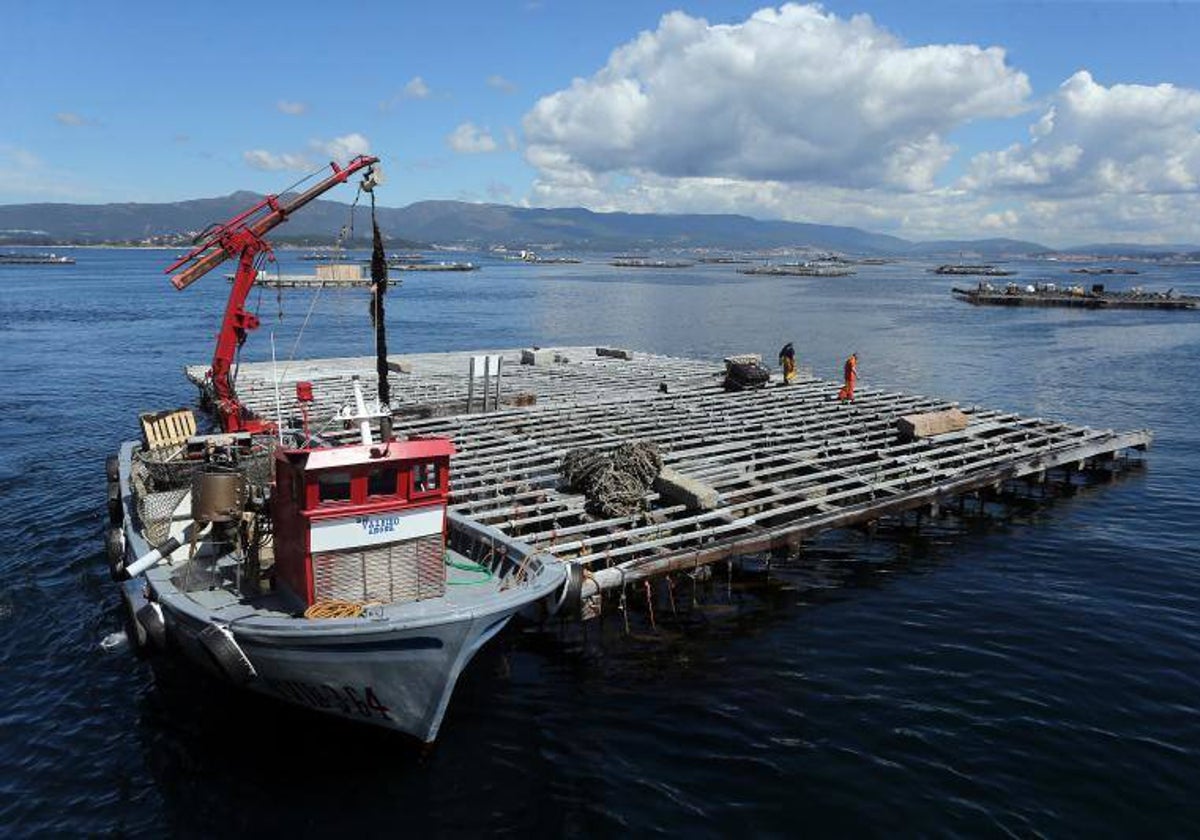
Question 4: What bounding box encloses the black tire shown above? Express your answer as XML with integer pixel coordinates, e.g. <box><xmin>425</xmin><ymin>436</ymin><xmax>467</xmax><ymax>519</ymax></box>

<box><xmin>106</xmin><ymin>527</ymin><xmax>125</xmax><ymax>581</ymax></box>
<box><xmin>105</xmin><ymin>454</ymin><xmax>119</xmax><ymax>483</ymax></box>
<box><xmin>197</xmin><ymin>624</ymin><xmax>256</xmax><ymax>685</ymax></box>
<box><xmin>136</xmin><ymin>603</ymin><xmax>167</xmax><ymax>651</ymax></box>
<box><xmin>122</xmin><ymin>595</ymin><xmax>148</xmax><ymax>658</ymax></box>
<box><xmin>107</xmin><ymin>481</ymin><xmax>123</xmax><ymax>525</ymax></box>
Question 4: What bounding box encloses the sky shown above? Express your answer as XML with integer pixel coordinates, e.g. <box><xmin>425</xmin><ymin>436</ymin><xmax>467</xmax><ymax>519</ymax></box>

<box><xmin>3</xmin><ymin>0</ymin><xmax>1200</xmax><ymax>246</ymax></box>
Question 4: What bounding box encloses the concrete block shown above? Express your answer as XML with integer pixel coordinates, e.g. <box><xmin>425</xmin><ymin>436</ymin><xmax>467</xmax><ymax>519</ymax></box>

<box><xmin>897</xmin><ymin>408</ymin><xmax>969</xmax><ymax>440</ymax></box>
<box><xmin>521</xmin><ymin>348</ymin><xmax>556</xmax><ymax>366</ymax></box>
<box><xmin>653</xmin><ymin>466</ymin><xmax>720</xmax><ymax>511</ymax></box>
<box><xmin>596</xmin><ymin>347</ymin><xmax>634</xmax><ymax>361</ymax></box>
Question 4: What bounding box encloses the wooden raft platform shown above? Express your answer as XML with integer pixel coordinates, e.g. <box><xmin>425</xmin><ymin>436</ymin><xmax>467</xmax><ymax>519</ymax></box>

<box><xmin>186</xmin><ymin>347</ymin><xmax>1151</xmax><ymax>600</ymax></box>
<box><xmin>953</xmin><ymin>286</ymin><xmax>1198</xmax><ymax>310</ymax></box>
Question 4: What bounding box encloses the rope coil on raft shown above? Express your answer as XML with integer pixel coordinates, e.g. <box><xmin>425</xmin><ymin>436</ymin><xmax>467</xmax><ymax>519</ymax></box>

<box><xmin>560</xmin><ymin>441</ymin><xmax>663</xmax><ymax>518</ymax></box>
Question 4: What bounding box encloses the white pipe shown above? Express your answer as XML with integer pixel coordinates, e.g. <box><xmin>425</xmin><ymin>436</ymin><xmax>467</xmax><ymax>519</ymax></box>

<box><xmin>125</xmin><ymin>524</ymin><xmax>196</xmax><ymax>578</ymax></box>
<box><xmin>351</xmin><ymin>376</ymin><xmax>373</xmax><ymax>445</ymax></box>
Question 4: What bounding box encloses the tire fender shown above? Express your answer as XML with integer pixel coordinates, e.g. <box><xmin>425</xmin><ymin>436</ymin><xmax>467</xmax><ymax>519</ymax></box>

<box><xmin>105</xmin><ymin>527</ymin><xmax>126</xmax><ymax>581</ymax></box>
<box><xmin>197</xmin><ymin>624</ymin><xmax>257</xmax><ymax>685</ymax></box>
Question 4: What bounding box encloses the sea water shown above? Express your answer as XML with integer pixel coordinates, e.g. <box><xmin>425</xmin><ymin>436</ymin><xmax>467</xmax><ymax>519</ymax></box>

<box><xmin>0</xmin><ymin>249</ymin><xmax>1197</xmax><ymax>834</ymax></box>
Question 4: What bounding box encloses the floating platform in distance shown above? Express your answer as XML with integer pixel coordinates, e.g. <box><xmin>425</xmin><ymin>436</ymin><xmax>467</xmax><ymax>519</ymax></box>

<box><xmin>0</xmin><ymin>252</ymin><xmax>75</xmax><ymax>265</ymax></box>
<box><xmin>505</xmin><ymin>250</ymin><xmax>582</xmax><ymax>264</ymax></box>
<box><xmin>390</xmin><ymin>261</ymin><xmax>478</xmax><ymax>272</ymax></box>
<box><xmin>243</xmin><ymin>274</ymin><xmax>391</xmax><ymax>289</ymax></box>
<box><xmin>740</xmin><ymin>263</ymin><xmax>855</xmax><ymax>277</ymax></box>
<box><xmin>934</xmin><ymin>264</ymin><xmax>1015</xmax><ymax>276</ymax></box>
<box><xmin>610</xmin><ymin>258</ymin><xmax>693</xmax><ymax>268</ymax></box>
<box><xmin>228</xmin><ymin>262</ymin><xmax>394</xmax><ymax>289</ymax></box>
<box><xmin>189</xmin><ymin>347</ymin><xmax>1150</xmax><ymax>601</ymax></box>
<box><xmin>1068</xmin><ymin>267</ymin><xmax>1140</xmax><ymax>275</ymax></box>
<box><xmin>953</xmin><ymin>283</ymin><xmax>1198</xmax><ymax>310</ymax></box>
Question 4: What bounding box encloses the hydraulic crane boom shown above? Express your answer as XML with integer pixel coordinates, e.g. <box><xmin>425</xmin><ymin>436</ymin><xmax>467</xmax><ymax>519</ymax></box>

<box><xmin>166</xmin><ymin>155</ymin><xmax>380</xmax><ymax>432</ymax></box>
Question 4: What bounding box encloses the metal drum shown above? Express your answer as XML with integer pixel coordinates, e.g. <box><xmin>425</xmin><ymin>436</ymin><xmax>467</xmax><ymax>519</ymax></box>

<box><xmin>191</xmin><ymin>467</ymin><xmax>248</xmax><ymax>523</ymax></box>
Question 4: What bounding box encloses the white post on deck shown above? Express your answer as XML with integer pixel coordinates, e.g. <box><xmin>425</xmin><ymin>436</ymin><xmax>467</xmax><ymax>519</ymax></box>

<box><xmin>467</xmin><ymin>354</ymin><xmax>503</xmax><ymax>413</ymax></box>
<box><xmin>351</xmin><ymin>375</ymin><xmax>373</xmax><ymax>445</ymax></box>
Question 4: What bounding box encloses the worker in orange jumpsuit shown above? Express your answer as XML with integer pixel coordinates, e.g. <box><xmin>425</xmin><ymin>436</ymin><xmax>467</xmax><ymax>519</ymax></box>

<box><xmin>778</xmin><ymin>342</ymin><xmax>797</xmax><ymax>385</ymax></box>
<box><xmin>837</xmin><ymin>352</ymin><xmax>858</xmax><ymax>401</ymax></box>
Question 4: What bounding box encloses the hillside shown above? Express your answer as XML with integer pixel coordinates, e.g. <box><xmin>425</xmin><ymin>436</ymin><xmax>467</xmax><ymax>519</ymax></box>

<box><xmin>0</xmin><ymin>193</ymin><xmax>1056</xmax><ymax>255</ymax></box>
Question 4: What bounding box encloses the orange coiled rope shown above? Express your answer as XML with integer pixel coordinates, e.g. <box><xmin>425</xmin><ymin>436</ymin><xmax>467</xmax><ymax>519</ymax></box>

<box><xmin>304</xmin><ymin>600</ymin><xmax>365</xmax><ymax>619</ymax></box>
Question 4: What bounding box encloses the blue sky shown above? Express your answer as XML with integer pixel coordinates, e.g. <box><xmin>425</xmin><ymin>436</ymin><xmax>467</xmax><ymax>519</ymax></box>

<box><xmin>4</xmin><ymin>1</ymin><xmax>1200</xmax><ymax>245</ymax></box>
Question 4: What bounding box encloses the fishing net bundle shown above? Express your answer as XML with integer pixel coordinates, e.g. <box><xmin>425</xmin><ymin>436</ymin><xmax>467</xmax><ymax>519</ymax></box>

<box><xmin>561</xmin><ymin>441</ymin><xmax>663</xmax><ymax>518</ymax></box>
<box><xmin>723</xmin><ymin>360</ymin><xmax>771</xmax><ymax>391</ymax></box>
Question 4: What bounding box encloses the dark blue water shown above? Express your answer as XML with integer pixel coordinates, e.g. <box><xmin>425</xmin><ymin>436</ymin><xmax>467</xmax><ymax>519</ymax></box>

<box><xmin>2</xmin><ymin>250</ymin><xmax>1198</xmax><ymax>835</ymax></box>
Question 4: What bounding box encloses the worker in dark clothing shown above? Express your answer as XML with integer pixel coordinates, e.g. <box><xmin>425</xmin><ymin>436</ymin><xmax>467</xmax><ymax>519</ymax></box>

<box><xmin>837</xmin><ymin>352</ymin><xmax>858</xmax><ymax>401</ymax></box>
<box><xmin>778</xmin><ymin>342</ymin><xmax>797</xmax><ymax>385</ymax></box>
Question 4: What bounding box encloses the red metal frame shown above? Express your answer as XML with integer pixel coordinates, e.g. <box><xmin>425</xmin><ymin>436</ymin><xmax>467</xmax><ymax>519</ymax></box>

<box><xmin>166</xmin><ymin>156</ymin><xmax>380</xmax><ymax>432</ymax></box>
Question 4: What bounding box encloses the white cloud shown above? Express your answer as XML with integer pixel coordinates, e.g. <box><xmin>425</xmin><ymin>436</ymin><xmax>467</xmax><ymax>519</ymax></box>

<box><xmin>964</xmin><ymin>70</ymin><xmax>1200</xmax><ymax>196</ymax></box>
<box><xmin>277</xmin><ymin>100</ymin><xmax>308</xmax><ymax>115</ymax></box>
<box><xmin>243</xmin><ymin>150</ymin><xmax>313</xmax><ymax>172</ymax></box>
<box><xmin>487</xmin><ymin>75</ymin><xmax>518</xmax><ymax>94</ymax></box>
<box><xmin>404</xmin><ymin>76</ymin><xmax>431</xmax><ymax>99</ymax></box>
<box><xmin>523</xmin><ymin>4</ymin><xmax>1029</xmax><ymax>194</ymax></box>
<box><xmin>447</xmin><ymin>123</ymin><xmax>498</xmax><ymax>154</ymax></box>
<box><xmin>515</xmin><ymin>4</ymin><xmax>1200</xmax><ymax>244</ymax></box>
<box><xmin>504</xmin><ymin>127</ymin><xmax>519</xmax><ymax>151</ymax></box>
<box><xmin>979</xmin><ymin>209</ymin><xmax>1020</xmax><ymax>231</ymax></box>
<box><xmin>0</xmin><ymin>145</ymin><xmax>93</xmax><ymax>201</ymax></box>
<box><xmin>55</xmin><ymin>112</ymin><xmax>89</xmax><ymax>126</ymax></box>
<box><xmin>244</xmin><ymin>134</ymin><xmax>372</xmax><ymax>172</ymax></box>
<box><xmin>946</xmin><ymin>70</ymin><xmax>1200</xmax><ymax>242</ymax></box>
<box><xmin>380</xmin><ymin>77</ymin><xmax>433</xmax><ymax>110</ymax></box>
<box><xmin>312</xmin><ymin>133</ymin><xmax>372</xmax><ymax>163</ymax></box>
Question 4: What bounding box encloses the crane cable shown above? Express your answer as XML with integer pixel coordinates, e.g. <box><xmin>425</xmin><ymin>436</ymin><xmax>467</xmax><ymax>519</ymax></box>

<box><xmin>278</xmin><ymin>178</ymin><xmax>365</xmax><ymax>384</ymax></box>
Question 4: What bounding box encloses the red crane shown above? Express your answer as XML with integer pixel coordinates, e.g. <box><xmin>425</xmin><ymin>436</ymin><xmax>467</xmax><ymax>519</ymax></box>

<box><xmin>166</xmin><ymin>155</ymin><xmax>380</xmax><ymax>433</ymax></box>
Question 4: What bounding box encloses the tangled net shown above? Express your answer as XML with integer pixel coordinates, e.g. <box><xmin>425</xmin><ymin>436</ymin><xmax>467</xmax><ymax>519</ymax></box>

<box><xmin>561</xmin><ymin>441</ymin><xmax>663</xmax><ymax>518</ymax></box>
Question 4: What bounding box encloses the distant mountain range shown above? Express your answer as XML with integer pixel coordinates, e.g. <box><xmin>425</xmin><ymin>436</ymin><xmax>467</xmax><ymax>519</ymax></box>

<box><xmin>1</xmin><ymin>192</ymin><xmax>1195</xmax><ymax>257</ymax></box>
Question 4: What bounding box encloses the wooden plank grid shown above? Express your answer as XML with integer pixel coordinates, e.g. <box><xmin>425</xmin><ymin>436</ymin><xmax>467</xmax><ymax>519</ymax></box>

<box><xmin>188</xmin><ymin>347</ymin><xmax>1151</xmax><ymax>593</ymax></box>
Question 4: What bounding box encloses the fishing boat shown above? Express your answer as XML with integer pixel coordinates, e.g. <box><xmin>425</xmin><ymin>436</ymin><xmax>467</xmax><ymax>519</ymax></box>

<box><xmin>103</xmin><ymin>156</ymin><xmax>569</xmax><ymax>743</ymax></box>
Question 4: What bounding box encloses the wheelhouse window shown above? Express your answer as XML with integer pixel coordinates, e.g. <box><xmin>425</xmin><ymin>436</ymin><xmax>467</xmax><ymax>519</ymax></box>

<box><xmin>367</xmin><ymin>466</ymin><xmax>398</xmax><ymax>497</ymax></box>
<box><xmin>317</xmin><ymin>471</ymin><xmax>352</xmax><ymax>503</ymax></box>
<box><xmin>412</xmin><ymin>461</ymin><xmax>440</xmax><ymax>495</ymax></box>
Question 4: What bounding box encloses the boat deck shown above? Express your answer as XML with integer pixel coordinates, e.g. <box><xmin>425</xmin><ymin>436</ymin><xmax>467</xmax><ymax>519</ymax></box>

<box><xmin>187</xmin><ymin>347</ymin><xmax>1150</xmax><ymax>597</ymax></box>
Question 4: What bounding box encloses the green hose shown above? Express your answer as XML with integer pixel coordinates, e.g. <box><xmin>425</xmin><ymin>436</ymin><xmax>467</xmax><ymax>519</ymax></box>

<box><xmin>445</xmin><ymin>553</ymin><xmax>493</xmax><ymax>585</ymax></box>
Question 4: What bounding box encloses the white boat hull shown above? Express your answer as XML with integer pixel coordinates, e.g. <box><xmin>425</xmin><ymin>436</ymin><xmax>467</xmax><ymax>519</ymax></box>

<box><xmin>113</xmin><ymin>442</ymin><xmax>568</xmax><ymax>743</ymax></box>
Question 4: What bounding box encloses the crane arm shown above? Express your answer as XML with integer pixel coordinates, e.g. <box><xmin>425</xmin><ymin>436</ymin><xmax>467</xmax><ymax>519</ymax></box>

<box><xmin>167</xmin><ymin>155</ymin><xmax>380</xmax><ymax>289</ymax></box>
<box><xmin>166</xmin><ymin>155</ymin><xmax>380</xmax><ymax>432</ymax></box>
